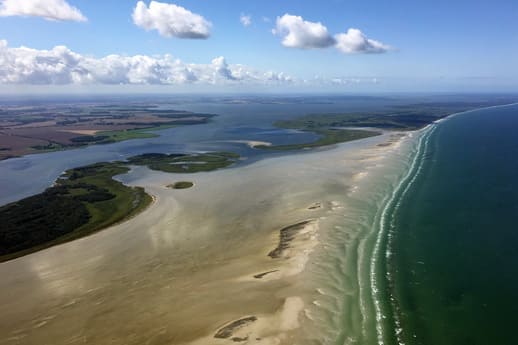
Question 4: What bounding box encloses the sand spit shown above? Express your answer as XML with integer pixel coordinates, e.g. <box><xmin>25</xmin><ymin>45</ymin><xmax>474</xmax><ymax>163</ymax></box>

<box><xmin>307</xmin><ymin>202</ymin><xmax>322</xmax><ymax>210</ymax></box>
<box><xmin>215</xmin><ymin>140</ymin><xmax>273</xmax><ymax>148</ymax></box>
<box><xmin>214</xmin><ymin>316</ymin><xmax>258</xmax><ymax>339</ymax></box>
<box><xmin>190</xmin><ymin>297</ymin><xmax>305</xmax><ymax>345</ymax></box>
<box><xmin>0</xmin><ymin>131</ymin><xmax>411</xmax><ymax>345</ymax></box>
<box><xmin>268</xmin><ymin>220</ymin><xmax>315</xmax><ymax>259</ymax></box>
<box><xmin>59</xmin><ymin>129</ymin><xmax>100</xmax><ymax>135</ymax></box>
<box><xmin>253</xmin><ymin>270</ymin><xmax>279</xmax><ymax>279</ymax></box>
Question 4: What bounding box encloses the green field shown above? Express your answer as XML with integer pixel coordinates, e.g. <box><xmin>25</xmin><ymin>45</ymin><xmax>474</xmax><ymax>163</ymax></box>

<box><xmin>92</xmin><ymin>124</ymin><xmax>178</xmax><ymax>143</ymax></box>
<box><xmin>257</xmin><ymin>128</ymin><xmax>380</xmax><ymax>150</ymax></box>
<box><xmin>30</xmin><ymin>125</ymin><xmax>175</xmax><ymax>154</ymax></box>
<box><xmin>127</xmin><ymin>151</ymin><xmax>240</xmax><ymax>173</ymax></box>
<box><xmin>167</xmin><ymin>181</ymin><xmax>194</xmax><ymax>189</ymax></box>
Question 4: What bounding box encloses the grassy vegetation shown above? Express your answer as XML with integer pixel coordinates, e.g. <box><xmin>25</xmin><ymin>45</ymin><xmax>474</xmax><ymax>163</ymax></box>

<box><xmin>31</xmin><ymin>142</ymin><xmax>66</xmax><ymax>152</ymax></box>
<box><xmin>127</xmin><ymin>152</ymin><xmax>240</xmax><ymax>173</ymax></box>
<box><xmin>62</xmin><ymin>163</ymin><xmax>152</xmax><ymax>234</ymax></box>
<box><xmin>96</xmin><ymin>124</ymin><xmax>177</xmax><ymax>143</ymax></box>
<box><xmin>0</xmin><ymin>162</ymin><xmax>152</xmax><ymax>262</ymax></box>
<box><xmin>167</xmin><ymin>181</ymin><xmax>194</xmax><ymax>189</ymax></box>
<box><xmin>257</xmin><ymin>128</ymin><xmax>380</xmax><ymax>151</ymax></box>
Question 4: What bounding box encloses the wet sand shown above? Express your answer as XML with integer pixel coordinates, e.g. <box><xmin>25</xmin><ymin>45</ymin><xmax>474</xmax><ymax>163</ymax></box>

<box><xmin>0</xmin><ymin>132</ymin><xmax>410</xmax><ymax>345</ymax></box>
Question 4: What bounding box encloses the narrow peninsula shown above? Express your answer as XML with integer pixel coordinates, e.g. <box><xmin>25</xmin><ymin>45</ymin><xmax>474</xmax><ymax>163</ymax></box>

<box><xmin>0</xmin><ymin>151</ymin><xmax>239</xmax><ymax>261</ymax></box>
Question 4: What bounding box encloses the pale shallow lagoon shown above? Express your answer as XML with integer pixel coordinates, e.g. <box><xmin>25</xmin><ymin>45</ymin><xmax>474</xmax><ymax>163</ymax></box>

<box><xmin>0</xmin><ymin>130</ymin><xmax>419</xmax><ymax>345</ymax></box>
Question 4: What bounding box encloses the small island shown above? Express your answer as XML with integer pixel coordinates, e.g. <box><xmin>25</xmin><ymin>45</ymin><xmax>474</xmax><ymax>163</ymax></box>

<box><xmin>127</xmin><ymin>151</ymin><xmax>239</xmax><ymax>173</ymax></box>
<box><xmin>167</xmin><ymin>181</ymin><xmax>194</xmax><ymax>189</ymax></box>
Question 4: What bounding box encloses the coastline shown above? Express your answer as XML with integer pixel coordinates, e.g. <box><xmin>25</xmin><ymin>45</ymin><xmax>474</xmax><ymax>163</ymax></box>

<box><xmin>369</xmin><ymin>124</ymin><xmax>435</xmax><ymax>345</ymax></box>
<box><xmin>356</xmin><ymin>102</ymin><xmax>518</xmax><ymax>345</ymax></box>
<box><xmin>384</xmin><ymin>103</ymin><xmax>518</xmax><ymax>344</ymax></box>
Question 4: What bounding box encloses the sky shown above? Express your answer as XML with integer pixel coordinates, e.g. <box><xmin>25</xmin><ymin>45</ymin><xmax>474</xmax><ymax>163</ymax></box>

<box><xmin>0</xmin><ymin>0</ymin><xmax>517</xmax><ymax>93</ymax></box>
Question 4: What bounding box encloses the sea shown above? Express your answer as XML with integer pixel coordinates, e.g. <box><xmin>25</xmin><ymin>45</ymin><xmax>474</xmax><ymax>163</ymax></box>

<box><xmin>380</xmin><ymin>103</ymin><xmax>518</xmax><ymax>345</ymax></box>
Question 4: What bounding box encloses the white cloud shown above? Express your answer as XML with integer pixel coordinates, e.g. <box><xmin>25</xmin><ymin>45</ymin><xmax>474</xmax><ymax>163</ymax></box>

<box><xmin>132</xmin><ymin>1</ymin><xmax>211</xmax><ymax>39</ymax></box>
<box><xmin>273</xmin><ymin>14</ymin><xmax>390</xmax><ymax>54</ymax></box>
<box><xmin>335</xmin><ymin>28</ymin><xmax>390</xmax><ymax>54</ymax></box>
<box><xmin>0</xmin><ymin>0</ymin><xmax>86</xmax><ymax>22</ymax></box>
<box><xmin>240</xmin><ymin>13</ymin><xmax>251</xmax><ymax>27</ymax></box>
<box><xmin>211</xmin><ymin>56</ymin><xmax>237</xmax><ymax>81</ymax></box>
<box><xmin>273</xmin><ymin>14</ymin><xmax>335</xmax><ymax>49</ymax></box>
<box><xmin>0</xmin><ymin>40</ymin><xmax>292</xmax><ymax>86</ymax></box>
<box><xmin>329</xmin><ymin>76</ymin><xmax>380</xmax><ymax>85</ymax></box>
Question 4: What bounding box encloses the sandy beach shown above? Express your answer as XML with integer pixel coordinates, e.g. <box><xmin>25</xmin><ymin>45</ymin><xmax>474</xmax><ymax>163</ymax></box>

<box><xmin>0</xmin><ymin>131</ymin><xmax>414</xmax><ymax>345</ymax></box>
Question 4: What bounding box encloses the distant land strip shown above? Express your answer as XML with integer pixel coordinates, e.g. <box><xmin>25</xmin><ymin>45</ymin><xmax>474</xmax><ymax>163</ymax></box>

<box><xmin>257</xmin><ymin>99</ymin><xmax>518</xmax><ymax>150</ymax></box>
<box><xmin>0</xmin><ymin>103</ymin><xmax>216</xmax><ymax>161</ymax></box>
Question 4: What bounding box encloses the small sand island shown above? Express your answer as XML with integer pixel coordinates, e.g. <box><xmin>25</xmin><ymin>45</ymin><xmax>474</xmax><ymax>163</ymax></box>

<box><xmin>167</xmin><ymin>181</ymin><xmax>194</xmax><ymax>189</ymax></box>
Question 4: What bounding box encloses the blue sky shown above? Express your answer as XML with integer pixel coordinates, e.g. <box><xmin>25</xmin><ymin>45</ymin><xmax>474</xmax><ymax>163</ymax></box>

<box><xmin>0</xmin><ymin>0</ymin><xmax>517</xmax><ymax>92</ymax></box>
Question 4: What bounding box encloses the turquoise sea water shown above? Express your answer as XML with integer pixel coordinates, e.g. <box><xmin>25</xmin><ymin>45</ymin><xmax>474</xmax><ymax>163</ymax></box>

<box><xmin>379</xmin><ymin>104</ymin><xmax>518</xmax><ymax>345</ymax></box>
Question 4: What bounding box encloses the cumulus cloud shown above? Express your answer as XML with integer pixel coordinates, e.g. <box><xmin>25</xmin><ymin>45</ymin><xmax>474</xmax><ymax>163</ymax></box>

<box><xmin>273</xmin><ymin>13</ymin><xmax>390</xmax><ymax>54</ymax></box>
<box><xmin>335</xmin><ymin>28</ymin><xmax>390</xmax><ymax>54</ymax></box>
<box><xmin>273</xmin><ymin>14</ymin><xmax>335</xmax><ymax>49</ymax></box>
<box><xmin>240</xmin><ymin>13</ymin><xmax>251</xmax><ymax>27</ymax></box>
<box><xmin>211</xmin><ymin>56</ymin><xmax>237</xmax><ymax>81</ymax></box>
<box><xmin>0</xmin><ymin>40</ymin><xmax>292</xmax><ymax>86</ymax></box>
<box><xmin>0</xmin><ymin>0</ymin><xmax>86</xmax><ymax>22</ymax></box>
<box><xmin>132</xmin><ymin>1</ymin><xmax>211</xmax><ymax>39</ymax></box>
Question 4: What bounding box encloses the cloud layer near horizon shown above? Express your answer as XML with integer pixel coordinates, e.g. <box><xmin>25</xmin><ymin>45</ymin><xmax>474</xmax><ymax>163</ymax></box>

<box><xmin>0</xmin><ymin>40</ymin><xmax>293</xmax><ymax>86</ymax></box>
<box><xmin>132</xmin><ymin>1</ymin><xmax>211</xmax><ymax>39</ymax></box>
<box><xmin>273</xmin><ymin>14</ymin><xmax>390</xmax><ymax>54</ymax></box>
<box><xmin>0</xmin><ymin>0</ymin><xmax>86</xmax><ymax>22</ymax></box>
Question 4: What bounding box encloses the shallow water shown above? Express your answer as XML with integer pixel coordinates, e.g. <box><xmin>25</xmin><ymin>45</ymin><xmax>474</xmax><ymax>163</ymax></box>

<box><xmin>297</xmin><ymin>127</ymin><xmax>423</xmax><ymax>345</ymax></box>
<box><xmin>0</xmin><ymin>132</ymin><xmax>400</xmax><ymax>345</ymax></box>
<box><xmin>0</xmin><ymin>95</ymin><xmax>402</xmax><ymax>205</ymax></box>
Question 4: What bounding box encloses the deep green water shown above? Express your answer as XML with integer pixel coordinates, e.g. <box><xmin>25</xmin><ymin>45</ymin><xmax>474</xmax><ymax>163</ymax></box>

<box><xmin>384</xmin><ymin>104</ymin><xmax>518</xmax><ymax>345</ymax></box>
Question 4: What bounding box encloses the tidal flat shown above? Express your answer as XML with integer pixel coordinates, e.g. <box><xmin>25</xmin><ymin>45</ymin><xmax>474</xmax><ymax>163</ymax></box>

<box><xmin>0</xmin><ymin>130</ymin><xmax>416</xmax><ymax>345</ymax></box>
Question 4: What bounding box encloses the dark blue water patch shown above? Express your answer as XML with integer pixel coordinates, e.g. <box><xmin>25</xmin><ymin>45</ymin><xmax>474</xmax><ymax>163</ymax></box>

<box><xmin>389</xmin><ymin>104</ymin><xmax>518</xmax><ymax>345</ymax></box>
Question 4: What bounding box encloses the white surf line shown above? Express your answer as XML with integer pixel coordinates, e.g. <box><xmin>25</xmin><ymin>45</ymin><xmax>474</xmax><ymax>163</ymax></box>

<box><xmin>439</xmin><ymin>102</ymin><xmax>518</xmax><ymax>124</ymax></box>
<box><xmin>369</xmin><ymin>123</ymin><xmax>434</xmax><ymax>345</ymax></box>
<box><xmin>349</xmin><ymin>102</ymin><xmax>517</xmax><ymax>344</ymax></box>
<box><xmin>384</xmin><ymin>124</ymin><xmax>437</xmax><ymax>345</ymax></box>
